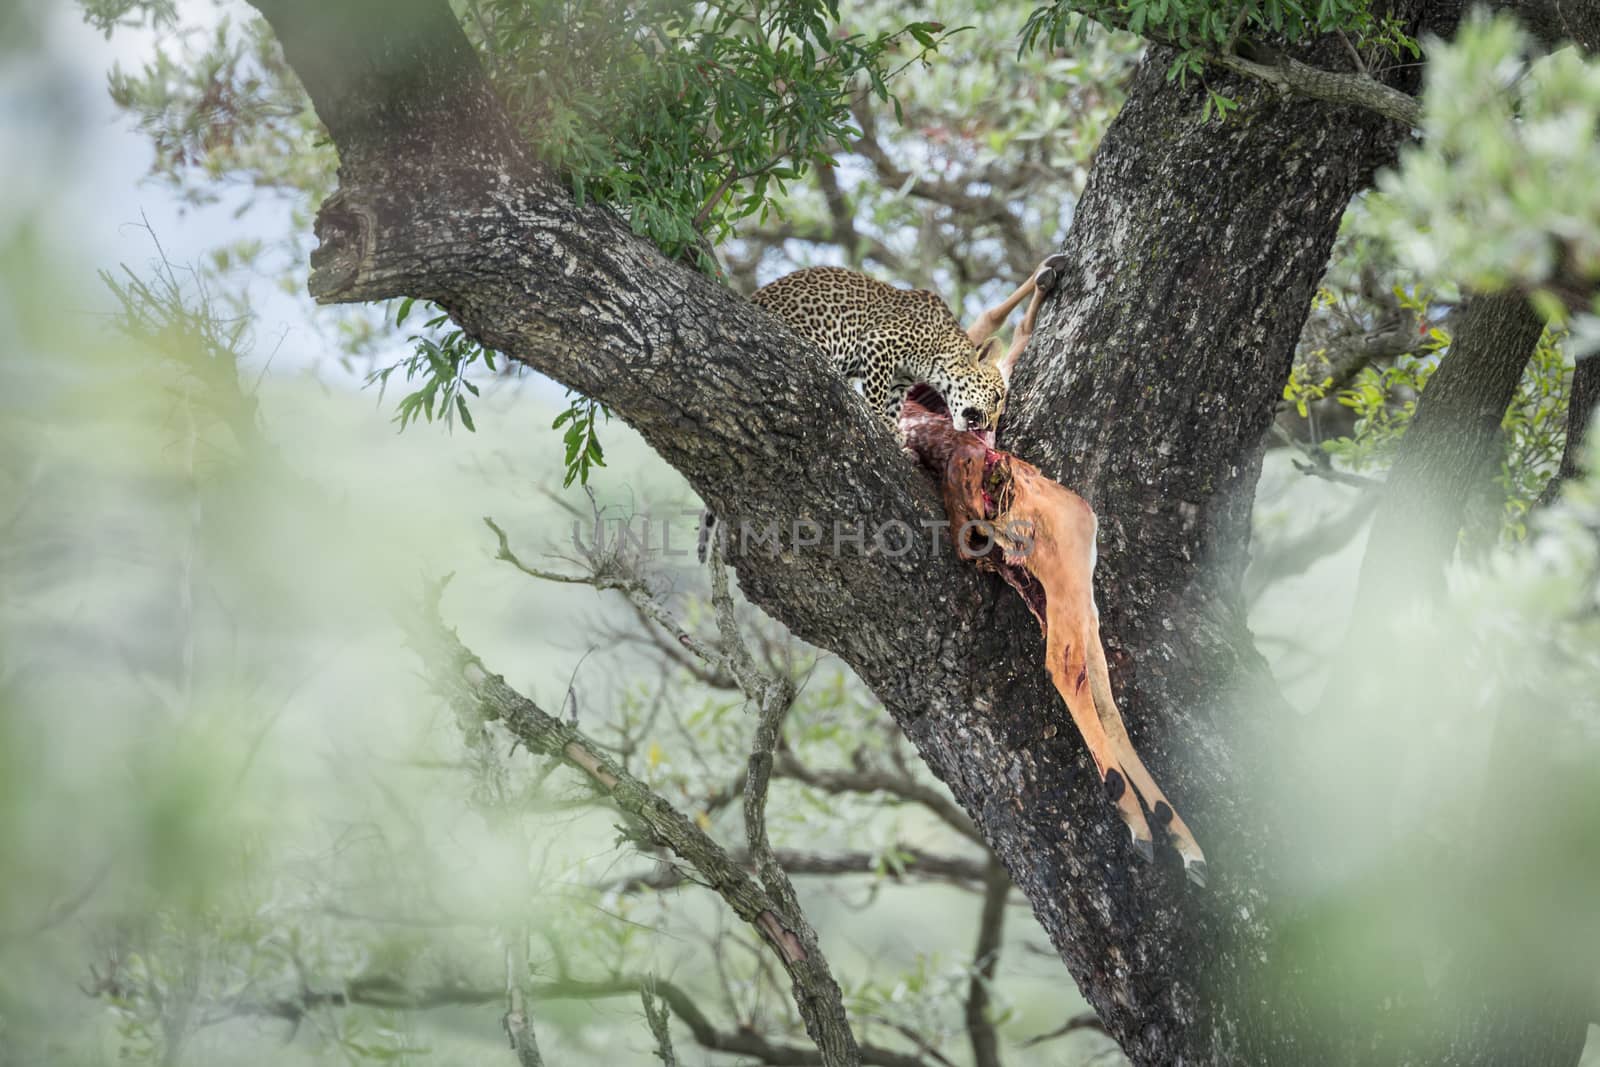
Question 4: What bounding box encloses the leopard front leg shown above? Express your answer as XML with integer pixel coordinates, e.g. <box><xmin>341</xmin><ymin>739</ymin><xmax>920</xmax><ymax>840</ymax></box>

<box><xmin>860</xmin><ymin>374</ymin><xmax>914</xmax><ymax>441</ymax></box>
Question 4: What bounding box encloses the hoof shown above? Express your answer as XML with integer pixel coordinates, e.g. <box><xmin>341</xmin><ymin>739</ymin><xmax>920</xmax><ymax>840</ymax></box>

<box><xmin>1035</xmin><ymin>254</ymin><xmax>1070</xmax><ymax>293</ymax></box>
<box><xmin>1185</xmin><ymin>859</ymin><xmax>1208</xmax><ymax>889</ymax></box>
<box><xmin>1132</xmin><ymin>833</ymin><xmax>1155</xmax><ymax>864</ymax></box>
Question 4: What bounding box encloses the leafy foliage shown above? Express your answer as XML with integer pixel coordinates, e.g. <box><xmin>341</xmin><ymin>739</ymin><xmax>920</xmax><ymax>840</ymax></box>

<box><xmin>1495</xmin><ymin>330</ymin><xmax>1574</xmax><ymax>539</ymax></box>
<box><xmin>1309</xmin><ymin>304</ymin><xmax>1571</xmax><ymax>541</ymax></box>
<box><xmin>552</xmin><ymin>395</ymin><xmax>611</xmax><ymax>487</ymax></box>
<box><xmin>416</xmin><ymin>0</ymin><xmax>947</xmax><ymax>476</ymax></box>
<box><xmin>93</xmin><ymin>0</ymin><xmax>949</xmax><ymax>482</ymax></box>
<box><xmin>452</xmin><ymin>0</ymin><xmax>950</xmax><ymax>471</ymax></box>
<box><xmin>721</xmin><ymin>0</ymin><xmax>1141</xmax><ymax>308</ymax></box>
<box><xmin>368</xmin><ymin>301</ymin><xmax>493</xmax><ymax>434</ymax></box>
<box><xmin>1019</xmin><ymin>0</ymin><xmax>1416</xmax><ymax>98</ymax></box>
<box><xmin>106</xmin><ymin>15</ymin><xmax>332</xmax><ymax>208</ymax></box>
<box><xmin>469</xmin><ymin>0</ymin><xmax>947</xmax><ymax>272</ymax></box>
<box><xmin>1361</xmin><ymin>15</ymin><xmax>1600</xmax><ymax>348</ymax></box>
<box><xmin>1277</xmin><ymin>196</ymin><xmax>1587</xmax><ymax>548</ymax></box>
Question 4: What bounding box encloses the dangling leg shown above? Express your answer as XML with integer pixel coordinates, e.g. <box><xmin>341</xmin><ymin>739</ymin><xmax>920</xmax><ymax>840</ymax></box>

<box><xmin>964</xmin><ymin>253</ymin><xmax>1070</xmax><ymax>346</ymax></box>
<box><xmin>1044</xmin><ymin>602</ymin><xmax>1156</xmax><ymax>862</ymax></box>
<box><xmin>1084</xmin><ymin>608</ymin><xmax>1209</xmax><ymax>885</ymax></box>
<box><xmin>991</xmin><ymin>277</ymin><xmax>1052</xmax><ymax>380</ymax></box>
<box><xmin>966</xmin><ymin>277</ymin><xmax>1037</xmax><ymax>348</ymax></box>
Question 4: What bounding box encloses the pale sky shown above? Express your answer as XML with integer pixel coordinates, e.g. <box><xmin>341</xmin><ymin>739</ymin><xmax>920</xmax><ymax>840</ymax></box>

<box><xmin>1</xmin><ymin>1</ymin><xmax>472</xmax><ymax>387</ymax></box>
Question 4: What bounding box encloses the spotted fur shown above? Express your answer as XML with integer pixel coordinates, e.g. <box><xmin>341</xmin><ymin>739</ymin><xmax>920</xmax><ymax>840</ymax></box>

<box><xmin>752</xmin><ymin>267</ymin><xmax>1008</xmax><ymax>434</ymax></box>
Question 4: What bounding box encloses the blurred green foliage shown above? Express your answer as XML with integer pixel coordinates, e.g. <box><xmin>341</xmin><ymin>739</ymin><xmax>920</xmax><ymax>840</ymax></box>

<box><xmin>27</xmin><ymin>2</ymin><xmax>1600</xmax><ymax>1062</ymax></box>
<box><xmin>0</xmin><ymin>0</ymin><xmax>46</xmax><ymax>55</ymax></box>
<box><xmin>1260</xmin><ymin>428</ymin><xmax>1600</xmax><ymax>1056</ymax></box>
<box><xmin>1</xmin><ymin>215</ymin><xmax>1102</xmax><ymax>1062</ymax></box>
<box><xmin>80</xmin><ymin>0</ymin><xmax>179</xmax><ymax>34</ymax></box>
<box><xmin>1299</xmin><ymin>307</ymin><xmax>1572</xmax><ymax>541</ymax></box>
<box><xmin>1362</xmin><ymin>16</ymin><xmax>1600</xmax><ymax>349</ymax></box>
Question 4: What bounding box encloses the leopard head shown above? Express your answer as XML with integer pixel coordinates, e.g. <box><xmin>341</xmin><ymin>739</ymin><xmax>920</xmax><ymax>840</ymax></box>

<box><xmin>944</xmin><ymin>337</ymin><xmax>1011</xmax><ymax>433</ymax></box>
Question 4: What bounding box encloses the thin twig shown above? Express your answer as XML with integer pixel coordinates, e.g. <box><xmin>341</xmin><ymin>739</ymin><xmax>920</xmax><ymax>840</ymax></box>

<box><xmin>484</xmin><ymin>516</ymin><xmax>725</xmax><ymax>667</ymax></box>
<box><xmin>641</xmin><ymin>978</ymin><xmax>678</xmax><ymax>1067</ymax></box>
<box><xmin>605</xmin><ymin>845</ymin><xmax>993</xmax><ymax>894</ymax></box>
<box><xmin>775</xmin><ymin>751</ymin><xmax>986</xmax><ymax>846</ymax></box>
<box><xmin>1336</xmin><ymin>29</ymin><xmax>1369</xmax><ymax>75</ymax></box>
<box><xmin>1018</xmin><ymin>1011</ymin><xmax>1106</xmax><ymax>1048</ymax></box>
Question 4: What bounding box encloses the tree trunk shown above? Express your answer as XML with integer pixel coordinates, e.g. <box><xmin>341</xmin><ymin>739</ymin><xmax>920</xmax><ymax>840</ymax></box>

<box><xmin>1544</xmin><ymin>353</ymin><xmax>1600</xmax><ymax>503</ymax></box>
<box><xmin>1349</xmin><ymin>291</ymin><xmax>1545</xmax><ymax>614</ymax></box>
<box><xmin>242</xmin><ymin>1</ymin><xmax>1595</xmax><ymax>1062</ymax></box>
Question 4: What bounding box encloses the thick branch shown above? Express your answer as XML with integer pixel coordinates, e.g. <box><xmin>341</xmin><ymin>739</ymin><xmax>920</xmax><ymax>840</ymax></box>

<box><xmin>246</xmin><ymin>0</ymin><xmax>986</xmax><ymax>733</ymax></box>
<box><xmin>1219</xmin><ymin>43</ymin><xmax>1420</xmax><ymax>126</ymax></box>
<box><xmin>1080</xmin><ymin>11</ymin><xmax>1422</xmax><ymax>126</ymax></box>
<box><xmin>408</xmin><ymin>595</ymin><xmax>864</xmax><ymax>1066</ymax></box>
<box><xmin>704</xmin><ymin>545</ymin><xmax>862</xmax><ymax>1067</ymax></box>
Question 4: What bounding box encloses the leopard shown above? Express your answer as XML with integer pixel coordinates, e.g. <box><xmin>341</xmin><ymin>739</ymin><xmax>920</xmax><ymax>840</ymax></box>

<box><xmin>695</xmin><ymin>255</ymin><xmax>1067</xmax><ymax>562</ymax></box>
<box><xmin>750</xmin><ymin>266</ymin><xmax>1011</xmax><ymax>434</ymax></box>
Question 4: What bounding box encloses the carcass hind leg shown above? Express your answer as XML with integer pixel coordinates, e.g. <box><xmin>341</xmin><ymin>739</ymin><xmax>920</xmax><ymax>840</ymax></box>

<box><xmin>1044</xmin><ymin>620</ymin><xmax>1155</xmax><ymax>863</ymax></box>
<box><xmin>1085</xmin><ymin>625</ymin><xmax>1208</xmax><ymax>886</ymax></box>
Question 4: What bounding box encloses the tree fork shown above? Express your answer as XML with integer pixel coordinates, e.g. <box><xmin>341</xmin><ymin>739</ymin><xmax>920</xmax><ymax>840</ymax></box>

<box><xmin>240</xmin><ymin>0</ymin><xmax>1596</xmax><ymax>1061</ymax></box>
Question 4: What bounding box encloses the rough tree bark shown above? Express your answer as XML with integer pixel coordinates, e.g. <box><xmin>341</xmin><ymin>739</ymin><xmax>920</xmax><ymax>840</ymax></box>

<box><xmin>242</xmin><ymin>0</ymin><xmax>1596</xmax><ymax>1063</ymax></box>
<box><xmin>1545</xmin><ymin>354</ymin><xmax>1600</xmax><ymax>502</ymax></box>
